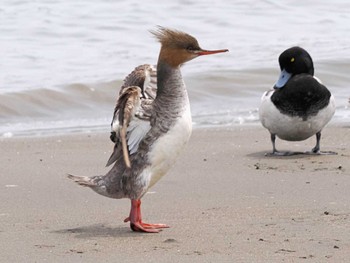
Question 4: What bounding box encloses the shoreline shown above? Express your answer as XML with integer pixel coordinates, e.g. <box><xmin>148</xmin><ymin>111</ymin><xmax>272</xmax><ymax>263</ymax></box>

<box><xmin>1</xmin><ymin>124</ymin><xmax>349</xmax><ymax>262</ymax></box>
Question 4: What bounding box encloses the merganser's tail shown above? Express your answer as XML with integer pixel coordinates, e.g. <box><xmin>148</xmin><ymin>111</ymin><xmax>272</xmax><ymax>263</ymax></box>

<box><xmin>67</xmin><ymin>174</ymin><xmax>98</xmax><ymax>187</ymax></box>
<box><xmin>67</xmin><ymin>173</ymin><xmax>125</xmax><ymax>199</ymax></box>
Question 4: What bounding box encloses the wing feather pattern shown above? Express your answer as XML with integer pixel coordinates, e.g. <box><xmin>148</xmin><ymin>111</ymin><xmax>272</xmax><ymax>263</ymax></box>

<box><xmin>106</xmin><ymin>64</ymin><xmax>157</xmax><ymax>167</ymax></box>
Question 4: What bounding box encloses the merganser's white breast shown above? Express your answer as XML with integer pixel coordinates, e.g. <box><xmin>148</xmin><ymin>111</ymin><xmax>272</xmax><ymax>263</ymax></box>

<box><xmin>147</xmin><ymin>103</ymin><xmax>192</xmax><ymax>188</ymax></box>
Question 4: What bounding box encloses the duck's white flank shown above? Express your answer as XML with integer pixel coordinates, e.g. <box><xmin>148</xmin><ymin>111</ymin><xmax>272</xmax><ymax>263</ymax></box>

<box><xmin>260</xmin><ymin>90</ymin><xmax>335</xmax><ymax>141</ymax></box>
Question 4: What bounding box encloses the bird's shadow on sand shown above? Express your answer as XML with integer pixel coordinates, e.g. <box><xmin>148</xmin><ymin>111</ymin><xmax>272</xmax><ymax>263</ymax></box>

<box><xmin>248</xmin><ymin>151</ymin><xmax>307</xmax><ymax>159</ymax></box>
<box><xmin>53</xmin><ymin>223</ymin><xmax>142</xmax><ymax>238</ymax></box>
<box><xmin>247</xmin><ymin>150</ymin><xmax>337</xmax><ymax>159</ymax></box>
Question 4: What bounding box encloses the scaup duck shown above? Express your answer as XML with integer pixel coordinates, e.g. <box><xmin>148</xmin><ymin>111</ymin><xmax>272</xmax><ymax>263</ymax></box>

<box><xmin>259</xmin><ymin>46</ymin><xmax>335</xmax><ymax>155</ymax></box>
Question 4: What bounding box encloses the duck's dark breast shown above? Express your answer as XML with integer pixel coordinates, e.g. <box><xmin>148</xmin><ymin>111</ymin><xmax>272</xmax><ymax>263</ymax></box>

<box><xmin>271</xmin><ymin>74</ymin><xmax>331</xmax><ymax>120</ymax></box>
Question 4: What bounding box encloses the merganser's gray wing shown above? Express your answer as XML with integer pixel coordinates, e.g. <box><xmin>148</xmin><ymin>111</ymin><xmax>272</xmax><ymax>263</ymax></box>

<box><xmin>120</xmin><ymin>64</ymin><xmax>157</xmax><ymax>99</ymax></box>
<box><xmin>106</xmin><ymin>65</ymin><xmax>157</xmax><ymax>167</ymax></box>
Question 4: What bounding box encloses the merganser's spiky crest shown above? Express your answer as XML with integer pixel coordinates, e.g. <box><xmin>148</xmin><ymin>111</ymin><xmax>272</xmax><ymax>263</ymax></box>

<box><xmin>150</xmin><ymin>26</ymin><xmax>228</xmax><ymax>67</ymax></box>
<box><xmin>150</xmin><ymin>26</ymin><xmax>200</xmax><ymax>51</ymax></box>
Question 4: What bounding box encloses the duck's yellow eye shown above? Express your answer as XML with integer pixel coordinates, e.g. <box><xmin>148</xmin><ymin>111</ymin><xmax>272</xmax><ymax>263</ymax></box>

<box><xmin>291</xmin><ymin>57</ymin><xmax>295</xmax><ymax>62</ymax></box>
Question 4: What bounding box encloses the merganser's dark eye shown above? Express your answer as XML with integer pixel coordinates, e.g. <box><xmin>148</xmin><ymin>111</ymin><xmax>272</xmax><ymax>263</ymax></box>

<box><xmin>186</xmin><ymin>46</ymin><xmax>195</xmax><ymax>51</ymax></box>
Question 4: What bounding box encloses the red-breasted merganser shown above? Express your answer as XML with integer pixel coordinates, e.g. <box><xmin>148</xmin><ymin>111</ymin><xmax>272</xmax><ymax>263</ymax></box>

<box><xmin>259</xmin><ymin>46</ymin><xmax>335</xmax><ymax>155</ymax></box>
<box><xmin>68</xmin><ymin>27</ymin><xmax>228</xmax><ymax>233</ymax></box>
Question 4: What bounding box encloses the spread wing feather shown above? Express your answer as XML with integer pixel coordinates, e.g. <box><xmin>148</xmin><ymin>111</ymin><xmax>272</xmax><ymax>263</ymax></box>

<box><xmin>106</xmin><ymin>64</ymin><xmax>157</xmax><ymax>167</ymax></box>
<box><xmin>127</xmin><ymin>119</ymin><xmax>151</xmax><ymax>155</ymax></box>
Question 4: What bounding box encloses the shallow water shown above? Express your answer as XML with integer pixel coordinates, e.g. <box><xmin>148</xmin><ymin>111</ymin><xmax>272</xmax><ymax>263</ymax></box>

<box><xmin>1</xmin><ymin>0</ymin><xmax>349</xmax><ymax>136</ymax></box>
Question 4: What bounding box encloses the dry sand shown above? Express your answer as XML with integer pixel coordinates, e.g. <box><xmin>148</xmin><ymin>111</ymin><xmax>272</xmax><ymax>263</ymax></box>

<box><xmin>1</xmin><ymin>125</ymin><xmax>350</xmax><ymax>262</ymax></box>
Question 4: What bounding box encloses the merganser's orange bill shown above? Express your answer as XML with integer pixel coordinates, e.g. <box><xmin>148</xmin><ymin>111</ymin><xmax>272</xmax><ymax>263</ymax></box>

<box><xmin>197</xmin><ymin>49</ymin><xmax>229</xmax><ymax>56</ymax></box>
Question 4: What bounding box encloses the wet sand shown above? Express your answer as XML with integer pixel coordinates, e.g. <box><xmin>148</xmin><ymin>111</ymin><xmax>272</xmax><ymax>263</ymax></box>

<box><xmin>1</xmin><ymin>125</ymin><xmax>350</xmax><ymax>262</ymax></box>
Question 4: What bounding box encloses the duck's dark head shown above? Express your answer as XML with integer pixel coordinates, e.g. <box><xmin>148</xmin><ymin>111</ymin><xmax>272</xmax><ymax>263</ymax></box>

<box><xmin>274</xmin><ymin>46</ymin><xmax>314</xmax><ymax>89</ymax></box>
<box><xmin>150</xmin><ymin>26</ymin><xmax>228</xmax><ymax>67</ymax></box>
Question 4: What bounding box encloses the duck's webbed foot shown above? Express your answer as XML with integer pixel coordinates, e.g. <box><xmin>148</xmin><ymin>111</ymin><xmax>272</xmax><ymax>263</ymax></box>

<box><xmin>266</xmin><ymin>133</ymin><xmax>302</xmax><ymax>156</ymax></box>
<box><xmin>308</xmin><ymin>132</ymin><xmax>337</xmax><ymax>155</ymax></box>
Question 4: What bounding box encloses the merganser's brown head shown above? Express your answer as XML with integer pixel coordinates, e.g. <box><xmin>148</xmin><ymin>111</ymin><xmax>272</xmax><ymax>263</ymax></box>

<box><xmin>150</xmin><ymin>26</ymin><xmax>228</xmax><ymax>67</ymax></box>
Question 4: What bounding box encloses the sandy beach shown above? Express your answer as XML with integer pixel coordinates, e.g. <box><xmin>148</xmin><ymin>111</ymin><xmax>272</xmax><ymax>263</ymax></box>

<box><xmin>1</xmin><ymin>124</ymin><xmax>349</xmax><ymax>262</ymax></box>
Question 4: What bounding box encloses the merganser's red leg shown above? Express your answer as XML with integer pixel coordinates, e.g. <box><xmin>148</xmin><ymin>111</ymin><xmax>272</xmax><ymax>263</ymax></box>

<box><xmin>124</xmin><ymin>199</ymin><xmax>169</xmax><ymax>233</ymax></box>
